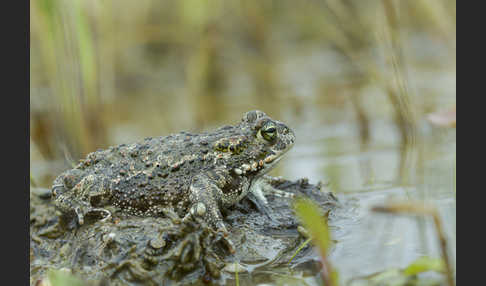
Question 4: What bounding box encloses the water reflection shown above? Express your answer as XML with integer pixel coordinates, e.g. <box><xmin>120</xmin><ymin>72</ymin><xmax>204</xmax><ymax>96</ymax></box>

<box><xmin>259</xmin><ymin>106</ymin><xmax>455</xmax><ymax>284</ymax></box>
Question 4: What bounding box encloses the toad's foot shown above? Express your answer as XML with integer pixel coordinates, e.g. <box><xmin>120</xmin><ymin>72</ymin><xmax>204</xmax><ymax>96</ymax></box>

<box><xmin>250</xmin><ymin>175</ymin><xmax>295</xmax><ymax>206</ymax></box>
<box><xmin>54</xmin><ymin>190</ymin><xmax>111</xmax><ymax>225</ymax></box>
<box><xmin>53</xmin><ymin>174</ymin><xmax>112</xmax><ymax>225</ymax></box>
<box><xmin>143</xmin><ymin>219</ymin><xmax>231</xmax><ymax>280</ymax></box>
<box><xmin>246</xmin><ymin>176</ymin><xmax>293</xmax><ymax>222</ymax></box>
<box><xmin>75</xmin><ymin>206</ymin><xmax>111</xmax><ymax>225</ymax></box>
<box><xmin>181</xmin><ymin>206</ymin><xmax>235</xmax><ymax>254</ymax></box>
<box><xmin>182</xmin><ymin>203</ymin><xmax>228</xmax><ymax>234</ymax></box>
<box><xmin>64</xmin><ymin>200</ymin><xmax>111</xmax><ymax>225</ymax></box>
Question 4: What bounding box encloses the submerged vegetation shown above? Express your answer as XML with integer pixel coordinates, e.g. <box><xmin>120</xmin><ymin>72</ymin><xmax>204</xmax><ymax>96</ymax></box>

<box><xmin>30</xmin><ymin>0</ymin><xmax>455</xmax><ymax>285</ymax></box>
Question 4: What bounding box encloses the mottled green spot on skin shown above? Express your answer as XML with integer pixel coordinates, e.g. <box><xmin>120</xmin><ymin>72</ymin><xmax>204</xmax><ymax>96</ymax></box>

<box><xmin>214</xmin><ymin>136</ymin><xmax>247</xmax><ymax>154</ymax></box>
<box><xmin>214</xmin><ymin>140</ymin><xmax>229</xmax><ymax>152</ymax></box>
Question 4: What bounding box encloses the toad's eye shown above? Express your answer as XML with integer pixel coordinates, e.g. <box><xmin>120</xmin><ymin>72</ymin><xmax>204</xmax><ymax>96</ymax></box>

<box><xmin>261</xmin><ymin>123</ymin><xmax>277</xmax><ymax>141</ymax></box>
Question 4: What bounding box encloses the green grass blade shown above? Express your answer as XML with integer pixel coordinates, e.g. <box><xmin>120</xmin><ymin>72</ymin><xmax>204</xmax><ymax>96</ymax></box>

<box><xmin>294</xmin><ymin>198</ymin><xmax>331</xmax><ymax>255</ymax></box>
<box><xmin>288</xmin><ymin>237</ymin><xmax>312</xmax><ymax>265</ymax></box>
<box><xmin>403</xmin><ymin>256</ymin><xmax>446</xmax><ymax>276</ymax></box>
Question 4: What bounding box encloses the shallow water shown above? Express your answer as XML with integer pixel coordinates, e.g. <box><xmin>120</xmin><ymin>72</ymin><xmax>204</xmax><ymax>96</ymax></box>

<box><xmin>281</xmin><ymin>114</ymin><xmax>456</xmax><ymax>284</ymax></box>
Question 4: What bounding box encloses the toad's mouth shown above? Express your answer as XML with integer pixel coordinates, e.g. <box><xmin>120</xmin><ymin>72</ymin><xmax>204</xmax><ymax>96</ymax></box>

<box><xmin>260</xmin><ymin>143</ymin><xmax>293</xmax><ymax>173</ymax></box>
<box><xmin>232</xmin><ymin>145</ymin><xmax>294</xmax><ymax>178</ymax></box>
<box><xmin>259</xmin><ymin>155</ymin><xmax>283</xmax><ymax>175</ymax></box>
<box><xmin>261</xmin><ymin>129</ymin><xmax>295</xmax><ymax>174</ymax></box>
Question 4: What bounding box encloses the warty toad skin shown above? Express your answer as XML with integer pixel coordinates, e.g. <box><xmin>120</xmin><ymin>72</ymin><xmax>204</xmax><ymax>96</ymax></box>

<box><xmin>51</xmin><ymin>110</ymin><xmax>296</xmax><ymax>233</ymax></box>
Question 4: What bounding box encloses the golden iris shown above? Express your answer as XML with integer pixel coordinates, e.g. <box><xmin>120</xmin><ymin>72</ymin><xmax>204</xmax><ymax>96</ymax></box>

<box><xmin>261</xmin><ymin>123</ymin><xmax>277</xmax><ymax>141</ymax></box>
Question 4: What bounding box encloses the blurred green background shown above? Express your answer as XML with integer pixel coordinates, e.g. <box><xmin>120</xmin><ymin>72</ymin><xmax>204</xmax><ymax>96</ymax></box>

<box><xmin>30</xmin><ymin>1</ymin><xmax>455</xmax><ymax>282</ymax></box>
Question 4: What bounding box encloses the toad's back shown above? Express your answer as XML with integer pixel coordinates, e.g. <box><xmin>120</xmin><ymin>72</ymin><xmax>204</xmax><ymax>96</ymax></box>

<box><xmin>100</xmin><ymin>131</ymin><xmax>234</xmax><ymax>216</ymax></box>
<box><xmin>54</xmin><ymin>125</ymin><xmax>252</xmax><ymax>216</ymax></box>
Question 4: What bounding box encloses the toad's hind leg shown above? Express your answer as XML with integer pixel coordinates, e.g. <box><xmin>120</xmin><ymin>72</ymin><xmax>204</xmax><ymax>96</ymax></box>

<box><xmin>182</xmin><ymin>174</ymin><xmax>227</xmax><ymax>234</ymax></box>
<box><xmin>74</xmin><ymin>205</ymin><xmax>111</xmax><ymax>225</ymax></box>
<box><xmin>53</xmin><ymin>174</ymin><xmax>112</xmax><ymax>225</ymax></box>
<box><xmin>55</xmin><ymin>193</ymin><xmax>111</xmax><ymax>225</ymax></box>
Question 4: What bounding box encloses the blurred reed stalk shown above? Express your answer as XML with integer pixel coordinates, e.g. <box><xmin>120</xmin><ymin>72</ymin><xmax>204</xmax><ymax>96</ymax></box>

<box><xmin>31</xmin><ymin>0</ymin><xmax>108</xmax><ymax>162</ymax></box>
<box><xmin>373</xmin><ymin>202</ymin><xmax>455</xmax><ymax>286</ymax></box>
<box><xmin>182</xmin><ymin>0</ymin><xmax>227</xmax><ymax>126</ymax></box>
<box><xmin>322</xmin><ymin>0</ymin><xmax>419</xmax><ymax>184</ymax></box>
<box><xmin>239</xmin><ymin>0</ymin><xmax>282</xmax><ymax>102</ymax></box>
<box><xmin>381</xmin><ymin>0</ymin><xmax>417</xmax><ymax>185</ymax></box>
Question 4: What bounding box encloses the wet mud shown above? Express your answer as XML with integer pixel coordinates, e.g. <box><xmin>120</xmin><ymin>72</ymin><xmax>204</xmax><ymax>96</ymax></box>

<box><xmin>30</xmin><ymin>178</ymin><xmax>339</xmax><ymax>285</ymax></box>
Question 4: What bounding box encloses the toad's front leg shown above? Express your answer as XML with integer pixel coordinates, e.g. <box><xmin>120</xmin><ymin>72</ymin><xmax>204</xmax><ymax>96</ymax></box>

<box><xmin>182</xmin><ymin>172</ymin><xmax>229</xmax><ymax>234</ymax></box>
